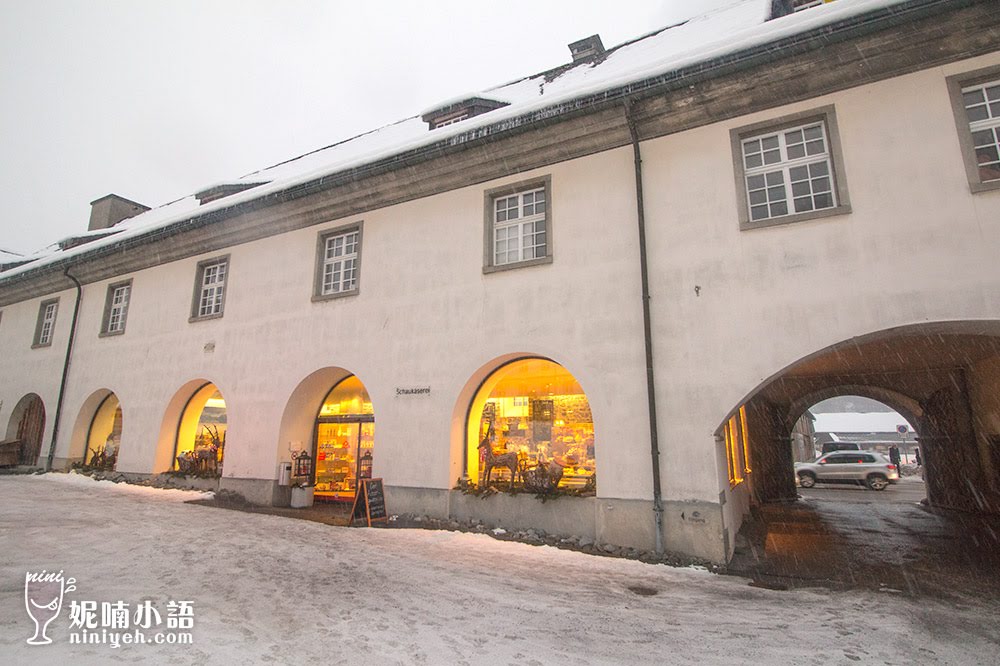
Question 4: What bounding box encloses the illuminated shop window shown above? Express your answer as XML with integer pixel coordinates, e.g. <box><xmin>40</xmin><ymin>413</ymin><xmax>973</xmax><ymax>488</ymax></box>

<box><xmin>467</xmin><ymin>358</ymin><xmax>595</xmax><ymax>492</ymax></box>
<box><xmin>725</xmin><ymin>406</ymin><xmax>752</xmax><ymax>487</ymax></box>
<box><xmin>174</xmin><ymin>384</ymin><xmax>226</xmax><ymax>475</ymax></box>
<box><xmin>314</xmin><ymin>375</ymin><xmax>375</xmax><ymax>502</ymax></box>
<box><xmin>85</xmin><ymin>393</ymin><xmax>123</xmax><ymax>470</ymax></box>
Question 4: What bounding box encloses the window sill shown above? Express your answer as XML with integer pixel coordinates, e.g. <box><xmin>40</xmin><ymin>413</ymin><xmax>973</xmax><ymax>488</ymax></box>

<box><xmin>970</xmin><ymin>179</ymin><xmax>1000</xmax><ymax>194</ymax></box>
<box><xmin>30</xmin><ymin>342</ymin><xmax>53</xmax><ymax>349</ymax></box>
<box><xmin>740</xmin><ymin>204</ymin><xmax>851</xmax><ymax>231</ymax></box>
<box><xmin>188</xmin><ymin>312</ymin><xmax>225</xmax><ymax>324</ymax></box>
<box><xmin>312</xmin><ymin>289</ymin><xmax>360</xmax><ymax>303</ymax></box>
<box><xmin>483</xmin><ymin>255</ymin><xmax>553</xmax><ymax>274</ymax></box>
<box><xmin>99</xmin><ymin>329</ymin><xmax>126</xmax><ymax>339</ymax></box>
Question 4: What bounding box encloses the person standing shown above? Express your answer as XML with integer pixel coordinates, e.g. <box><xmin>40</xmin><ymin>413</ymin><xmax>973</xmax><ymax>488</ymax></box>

<box><xmin>889</xmin><ymin>444</ymin><xmax>901</xmax><ymax>469</ymax></box>
<box><xmin>914</xmin><ymin>447</ymin><xmax>922</xmax><ymax>467</ymax></box>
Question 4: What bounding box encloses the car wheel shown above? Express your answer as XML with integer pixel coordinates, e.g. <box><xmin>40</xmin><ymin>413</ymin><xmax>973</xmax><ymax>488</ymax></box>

<box><xmin>866</xmin><ymin>474</ymin><xmax>889</xmax><ymax>491</ymax></box>
<box><xmin>798</xmin><ymin>472</ymin><xmax>816</xmax><ymax>488</ymax></box>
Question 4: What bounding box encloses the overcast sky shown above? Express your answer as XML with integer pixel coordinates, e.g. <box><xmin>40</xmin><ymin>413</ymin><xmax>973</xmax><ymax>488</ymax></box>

<box><xmin>0</xmin><ymin>0</ymin><xmax>739</xmax><ymax>255</ymax></box>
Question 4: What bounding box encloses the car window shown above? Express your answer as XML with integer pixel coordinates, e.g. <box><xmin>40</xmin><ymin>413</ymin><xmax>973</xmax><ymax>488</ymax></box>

<box><xmin>860</xmin><ymin>454</ymin><xmax>876</xmax><ymax>463</ymax></box>
<box><xmin>824</xmin><ymin>454</ymin><xmax>854</xmax><ymax>464</ymax></box>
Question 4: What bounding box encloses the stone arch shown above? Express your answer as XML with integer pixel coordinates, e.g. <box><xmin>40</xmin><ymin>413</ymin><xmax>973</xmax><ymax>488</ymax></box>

<box><xmin>68</xmin><ymin>389</ymin><xmax>124</xmax><ymax>468</ymax></box>
<box><xmin>276</xmin><ymin>367</ymin><xmax>355</xmax><ymax>464</ymax></box>
<box><xmin>713</xmin><ymin>320</ymin><xmax>1000</xmax><ymax>513</ymax></box>
<box><xmin>154</xmin><ymin>379</ymin><xmax>229</xmax><ymax>473</ymax></box>
<box><xmin>453</xmin><ymin>353</ymin><xmax>597</xmax><ymax>492</ymax></box>
<box><xmin>786</xmin><ymin>385</ymin><xmax>924</xmax><ymax>434</ymax></box>
<box><xmin>5</xmin><ymin>393</ymin><xmax>46</xmax><ymax>466</ymax></box>
<box><xmin>277</xmin><ymin>367</ymin><xmax>376</xmax><ymax>501</ymax></box>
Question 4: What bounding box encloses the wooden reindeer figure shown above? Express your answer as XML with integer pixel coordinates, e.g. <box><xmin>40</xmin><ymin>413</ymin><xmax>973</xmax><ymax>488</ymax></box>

<box><xmin>478</xmin><ymin>423</ymin><xmax>520</xmax><ymax>490</ymax></box>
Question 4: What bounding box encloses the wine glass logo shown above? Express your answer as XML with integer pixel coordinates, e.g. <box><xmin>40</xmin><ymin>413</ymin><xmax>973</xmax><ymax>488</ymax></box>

<box><xmin>24</xmin><ymin>570</ymin><xmax>76</xmax><ymax>646</ymax></box>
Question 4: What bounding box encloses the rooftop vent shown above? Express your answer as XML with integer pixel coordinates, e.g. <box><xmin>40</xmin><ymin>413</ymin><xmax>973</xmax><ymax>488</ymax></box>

<box><xmin>568</xmin><ymin>35</ymin><xmax>605</xmax><ymax>63</ymax></box>
<box><xmin>194</xmin><ymin>182</ymin><xmax>266</xmax><ymax>205</ymax></box>
<box><xmin>88</xmin><ymin>194</ymin><xmax>149</xmax><ymax>232</ymax></box>
<box><xmin>421</xmin><ymin>96</ymin><xmax>509</xmax><ymax>131</ymax></box>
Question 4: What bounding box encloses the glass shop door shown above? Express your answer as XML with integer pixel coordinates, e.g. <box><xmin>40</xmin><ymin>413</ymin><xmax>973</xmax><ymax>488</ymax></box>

<box><xmin>313</xmin><ymin>417</ymin><xmax>374</xmax><ymax>502</ymax></box>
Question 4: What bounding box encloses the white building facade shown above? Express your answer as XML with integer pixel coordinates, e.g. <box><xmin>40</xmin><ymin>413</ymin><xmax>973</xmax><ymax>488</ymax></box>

<box><xmin>3</xmin><ymin>0</ymin><xmax>1000</xmax><ymax>562</ymax></box>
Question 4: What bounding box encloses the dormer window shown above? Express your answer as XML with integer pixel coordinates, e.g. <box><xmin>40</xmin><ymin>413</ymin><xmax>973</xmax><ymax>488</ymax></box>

<box><xmin>194</xmin><ymin>182</ymin><xmax>267</xmax><ymax>205</ymax></box>
<box><xmin>434</xmin><ymin>113</ymin><xmax>469</xmax><ymax>129</ymax></box>
<box><xmin>421</xmin><ymin>97</ymin><xmax>508</xmax><ymax>131</ymax></box>
<box><xmin>769</xmin><ymin>0</ymin><xmax>836</xmax><ymax>19</ymax></box>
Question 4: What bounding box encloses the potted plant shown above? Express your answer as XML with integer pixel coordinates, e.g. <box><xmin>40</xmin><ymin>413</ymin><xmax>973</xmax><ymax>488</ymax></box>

<box><xmin>290</xmin><ymin>480</ymin><xmax>315</xmax><ymax>508</ymax></box>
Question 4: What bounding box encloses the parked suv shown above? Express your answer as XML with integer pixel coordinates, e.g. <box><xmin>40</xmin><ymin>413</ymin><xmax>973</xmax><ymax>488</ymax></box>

<box><xmin>795</xmin><ymin>451</ymin><xmax>899</xmax><ymax>491</ymax></box>
<box><xmin>820</xmin><ymin>441</ymin><xmax>862</xmax><ymax>455</ymax></box>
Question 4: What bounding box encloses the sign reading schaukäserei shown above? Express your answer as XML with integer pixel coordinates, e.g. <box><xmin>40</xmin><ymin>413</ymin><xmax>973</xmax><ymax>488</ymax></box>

<box><xmin>395</xmin><ymin>387</ymin><xmax>430</xmax><ymax>396</ymax></box>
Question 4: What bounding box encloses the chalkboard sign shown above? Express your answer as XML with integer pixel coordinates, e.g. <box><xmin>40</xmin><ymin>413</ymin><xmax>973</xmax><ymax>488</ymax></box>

<box><xmin>351</xmin><ymin>478</ymin><xmax>387</xmax><ymax>526</ymax></box>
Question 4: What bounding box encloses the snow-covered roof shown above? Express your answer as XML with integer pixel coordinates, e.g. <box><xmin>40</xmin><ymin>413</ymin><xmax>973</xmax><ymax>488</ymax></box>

<box><xmin>1</xmin><ymin>0</ymin><xmax>913</xmax><ymax>283</ymax></box>
<box><xmin>812</xmin><ymin>412</ymin><xmax>914</xmax><ymax>434</ymax></box>
<box><xmin>0</xmin><ymin>248</ymin><xmax>25</xmax><ymax>263</ymax></box>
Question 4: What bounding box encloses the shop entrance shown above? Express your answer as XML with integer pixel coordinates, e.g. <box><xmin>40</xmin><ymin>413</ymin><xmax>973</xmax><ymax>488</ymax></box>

<box><xmin>312</xmin><ymin>375</ymin><xmax>374</xmax><ymax>502</ymax></box>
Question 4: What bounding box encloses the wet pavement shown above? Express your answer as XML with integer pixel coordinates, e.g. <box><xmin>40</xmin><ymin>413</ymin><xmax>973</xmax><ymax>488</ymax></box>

<box><xmin>727</xmin><ymin>478</ymin><xmax>1000</xmax><ymax>601</ymax></box>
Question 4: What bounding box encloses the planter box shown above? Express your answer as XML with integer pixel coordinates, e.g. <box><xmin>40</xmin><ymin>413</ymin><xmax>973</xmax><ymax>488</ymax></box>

<box><xmin>290</xmin><ymin>486</ymin><xmax>315</xmax><ymax>508</ymax></box>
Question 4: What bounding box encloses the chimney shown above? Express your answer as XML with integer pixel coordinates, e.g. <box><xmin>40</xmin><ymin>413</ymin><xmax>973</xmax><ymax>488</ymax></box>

<box><xmin>568</xmin><ymin>35</ymin><xmax>605</xmax><ymax>63</ymax></box>
<box><xmin>88</xmin><ymin>194</ymin><xmax>149</xmax><ymax>231</ymax></box>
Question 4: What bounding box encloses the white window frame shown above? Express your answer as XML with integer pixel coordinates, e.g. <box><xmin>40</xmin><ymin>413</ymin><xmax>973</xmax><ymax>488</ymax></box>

<box><xmin>483</xmin><ymin>176</ymin><xmax>553</xmax><ymax>273</ymax></box>
<box><xmin>434</xmin><ymin>113</ymin><xmax>468</xmax><ymax>129</ymax></box>
<box><xmin>313</xmin><ymin>223</ymin><xmax>363</xmax><ymax>302</ymax></box>
<box><xmin>731</xmin><ymin>106</ymin><xmax>851</xmax><ymax>230</ymax></box>
<box><xmin>190</xmin><ymin>256</ymin><xmax>229</xmax><ymax>321</ymax></box>
<box><xmin>33</xmin><ymin>298</ymin><xmax>59</xmax><ymax>348</ymax></box>
<box><xmin>101</xmin><ymin>279</ymin><xmax>132</xmax><ymax>336</ymax></box>
<box><xmin>947</xmin><ymin>65</ymin><xmax>1000</xmax><ymax>194</ymax></box>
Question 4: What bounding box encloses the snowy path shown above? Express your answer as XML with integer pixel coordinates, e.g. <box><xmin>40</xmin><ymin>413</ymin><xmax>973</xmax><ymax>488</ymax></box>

<box><xmin>1</xmin><ymin>474</ymin><xmax>997</xmax><ymax>665</ymax></box>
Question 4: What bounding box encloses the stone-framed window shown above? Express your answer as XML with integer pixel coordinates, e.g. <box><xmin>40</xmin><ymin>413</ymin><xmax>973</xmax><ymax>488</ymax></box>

<box><xmin>313</xmin><ymin>222</ymin><xmax>363</xmax><ymax>302</ymax></box>
<box><xmin>946</xmin><ymin>64</ymin><xmax>1000</xmax><ymax>193</ymax></box>
<box><xmin>190</xmin><ymin>256</ymin><xmax>229</xmax><ymax>322</ymax></box>
<box><xmin>100</xmin><ymin>279</ymin><xmax>132</xmax><ymax>337</ymax></box>
<box><xmin>483</xmin><ymin>176</ymin><xmax>553</xmax><ymax>273</ymax></box>
<box><xmin>32</xmin><ymin>298</ymin><xmax>59</xmax><ymax>348</ymax></box>
<box><xmin>731</xmin><ymin>105</ymin><xmax>851</xmax><ymax>230</ymax></box>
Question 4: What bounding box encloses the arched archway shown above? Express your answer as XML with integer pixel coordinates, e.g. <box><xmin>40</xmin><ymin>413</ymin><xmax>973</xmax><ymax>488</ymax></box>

<box><xmin>6</xmin><ymin>394</ymin><xmax>46</xmax><ymax>466</ymax></box>
<box><xmin>463</xmin><ymin>356</ymin><xmax>595</xmax><ymax>492</ymax></box>
<box><xmin>716</xmin><ymin>321</ymin><xmax>1000</xmax><ymax>516</ymax></box>
<box><xmin>154</xmin><ymin>381</ymin><xmax>227</xmax><ymax>476</ymax></box>
<box><xmin>70</xmin><ymin>390</ymin><xmax>123</xmax><ymax>469</ymax></box>
<box><xmin>277</xmin><ymin>368</ymin><xmax>376</xmax><ymax>503</ymax></box>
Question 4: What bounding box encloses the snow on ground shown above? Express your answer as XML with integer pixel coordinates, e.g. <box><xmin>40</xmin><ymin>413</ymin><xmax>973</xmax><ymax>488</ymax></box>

<box><xmin>1</xmin><ymin>475</ymin><xmax>997</xmax><ymax>665</ymax></box>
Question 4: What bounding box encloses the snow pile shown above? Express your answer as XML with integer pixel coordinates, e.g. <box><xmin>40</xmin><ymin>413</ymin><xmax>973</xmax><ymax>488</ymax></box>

<box><xmin>34</xmin><ymin>471</ymin><xmax>214</xmax><ymax>503</ymax></box>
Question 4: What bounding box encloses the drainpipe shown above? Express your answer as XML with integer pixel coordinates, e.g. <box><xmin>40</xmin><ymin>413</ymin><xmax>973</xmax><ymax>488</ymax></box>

<box><xmin>624</xmin><ymin>99</ymin><xmax>664</xmax><ymax>555</ymax></box>
<box><xmin>45</xmin><ymin>268</ymin><xmax>82</xmax><ymax>471</ymax></box>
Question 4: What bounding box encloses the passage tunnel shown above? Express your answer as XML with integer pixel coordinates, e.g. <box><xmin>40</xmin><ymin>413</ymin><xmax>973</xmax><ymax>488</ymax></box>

<box><xmin>724</xmin><ymin>323</ymin><xmax>1000</xmax><ymax>515</ymax></box>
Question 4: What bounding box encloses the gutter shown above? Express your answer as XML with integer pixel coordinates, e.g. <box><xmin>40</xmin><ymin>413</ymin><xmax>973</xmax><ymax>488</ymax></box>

<box><xmin>45</xmin><ymin>268</ymin><xmax>82</xmax><ymax>471</ymax></box>
<box><xmin>624</xmin><ymin>99</ymin><xmax>664</xmax><ymax>555</ymax></box>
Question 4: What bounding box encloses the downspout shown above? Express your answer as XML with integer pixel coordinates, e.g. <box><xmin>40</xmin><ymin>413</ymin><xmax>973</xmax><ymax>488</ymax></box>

<box><xmin>624</xmin><ymin>99</ymin><xmax>664</xmax><ymax>555</ymax></box>
<box><xmin>45</xmin><ymin>268</ymin><xmax>82</xmax><ymax>471</ymax></box>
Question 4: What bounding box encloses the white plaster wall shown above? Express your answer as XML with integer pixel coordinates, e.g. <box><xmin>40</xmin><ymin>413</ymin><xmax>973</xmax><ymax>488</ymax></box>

<box><xmin>0</xmin><ymin>286</ymin><xmax>76</xmax><ymax>460</ymax></box>
<box><xmin>1</xmin><ymin>146</ymin><xmax>653</xmax><ymax>501</ymax></box>
<box><xmin>2</xmin><ymin>52</ymin><xmax>999</xmax><ymax>545</ymax></box>
<box><xmin>641</xmin><ymin>53</ymin><xmax>1000</xmax><ymax>504</ymax></box>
